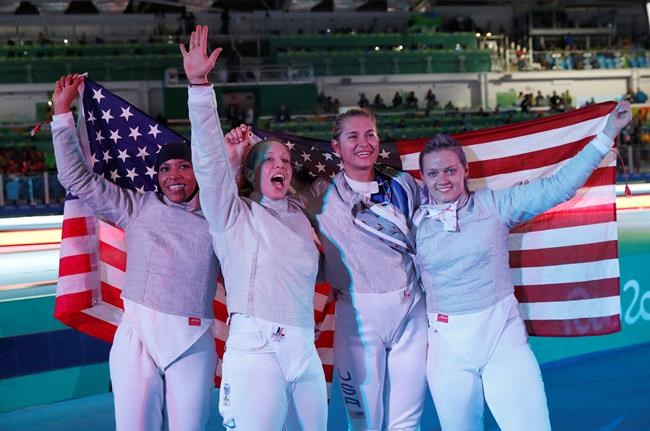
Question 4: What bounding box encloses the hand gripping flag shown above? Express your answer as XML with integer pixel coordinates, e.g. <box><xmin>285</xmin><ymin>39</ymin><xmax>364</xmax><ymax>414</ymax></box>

<box><xmin>254</xmin><ymin>101</ymin><xmax>621</xmax><ymax>337</ymax></box>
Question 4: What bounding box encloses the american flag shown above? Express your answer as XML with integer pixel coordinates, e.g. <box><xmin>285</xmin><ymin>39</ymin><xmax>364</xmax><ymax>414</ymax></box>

<box><xmin>255</xmin><ymin>101</ymin><xmax>621</xmax><ymax>337</ymax></box>
<box><xmin>54</xmin><ymin>80</ymin><xmax>620</xmax><ymax>397</ymax></box>
<box><xmin>53</xmin><ymin>79</ymin><xmax>336</xmax><ymax>388</ymax></box>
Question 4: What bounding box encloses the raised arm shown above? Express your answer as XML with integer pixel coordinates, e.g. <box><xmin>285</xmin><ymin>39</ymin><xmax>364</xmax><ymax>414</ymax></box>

<box><xmin>182</xmin><ymin>25</ymin><xmax>243</xmax><ymax>232</ymax></box>
<box><xmin>51</xmin><ymin>74</ymin><xmax>143</xmax><ymax>228</ymax></box>
<box><xmin>491</xmin><ymin>101</ymin><xmax>632</xmax><ymax>227</ymax></box>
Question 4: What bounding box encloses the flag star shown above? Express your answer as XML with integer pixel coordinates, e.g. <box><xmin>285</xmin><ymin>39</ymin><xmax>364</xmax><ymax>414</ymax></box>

<box><xmin>136</xmin><ymin>146</ymin><xmax>150</xmax><ymax>159</ymax></box>
<box><xmin>148</xmin><ymin>124</ymin><xmax>161</xmax><ymax>139</ymax></box>
<box><xmin>293</xmin><ymin>161</ymin><xmax>303</xmax><ymax>171</ymax></box>
<box><xmin>308</xmin><ymin>171</ymin><xmax>317</xmax><ymax>177</ymax></box>
<box><xmin>379</xmin><ymin>148</ymin><xmax>391</xmax><ymax>159</ymax></box>
<box><xmin>103</xmin><ymin>149</ymin><xmax>112</xmax><ymax>162</ymax></box>
<box><xmin>92</xmin><ymin>88</ymin><xmax>105</xmax><ymax>103</ymax></box>
<box><xmin>89</xmin><ymin>152</ymin><xmax>100</xmax><ymax>166</ymax></box>
<box><xmin>109</xmin><ymin>129</ymin><xmax>122</xmax><ymax>144</ymax></box>
<box><xmin>86</xmin><ymin>110</ymin><xmax>96</xmax><ymax>123</ymax></box>
<box><xmin>323</xmin><ymin>152</ymin><xmax>333</xmax><ymax>161</ymax></box>
<box><xmin>101</xmin><ymin>109</ymin><xmax>114</xmax><ymax>123</ymax></box>
<box><xmin>153</xmin><ymin>185</ymin><xmax>159</xmax><ymax>193</ymax></box>
<box><xmin>109</xmin><ymin>169</ymin><xmax>120</xmax><ymax>181</ymax></box>
<box><xmin>135</xmin><ymin>185</ymin><xmax>145</xmax><ymax>194</ymax></box>
<box><xmin>337</xmin><ymin>161</ymin><xmax>344</xmax><ymax>171</ymax></box>
<box><xmin>157</xmin><ymin>144</ymin><xmax>163</xmax><ymax>152</ymax></box>
<box><xmin>95</xmin><ymin>130</ymin><xmax>105</xmax><ymax>143</ymax></box>
<box><xmin>329</xmin><ymin>172</ymin><xmax>337</xmax><ymax>179</ymax></box>
<box><xmin>128</xmin><ymin>126</ymin><xmax>142</xmax><ymax>141</ymax></box>
<box><xmin>120</xmin><ymin>106</ymin><xmax>134</xmax><ymax>122</ymax></box>
<box><xmin>285</xmin><ymin>141</ymin><xmax>295</xmax><ymax>151</ymax></box>
<box><xmin>126</xmin><ymin>167</ymin><xmax>138</xmax><ymax>181</ymax></box>
<box><xmin>315</xmin><ymin>162</ymin><xmax>326</xmax><ymax>172</ymax></box>
<box><xmin>117</xmin><ymin>148</ymin><xmax>129</xmax><ymax>162</ymax></box>
<box><xmin>300</xmin><ymin>151</ymin><xmax>311</xmax><ymax>162</ymax></box>
<box><xmin>145</xmin><ymin>165</ymin><xmax>157</xmax><ymax>178</ymax></box>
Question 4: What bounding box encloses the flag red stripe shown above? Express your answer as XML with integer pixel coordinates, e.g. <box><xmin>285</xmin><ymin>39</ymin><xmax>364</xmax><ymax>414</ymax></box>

<box><xmin>582</xmin><ymin>166</ymin><xmax>616</xmax><ymax>188</ymax></box>
<box><xmin>61</xmin><ymin>217</ymin><xmax>89</xmax><ymax>239</ymax></box>
<box><xmin>213</xmin><ymin>299</ymin><xmax>229</xmax><ymax>321</ymax></box>
<box><xmin>514</xmin><ymin>277</ymin><xmax>620</xmax><ymax>303</ymax></box>
<box><xmin>54</xmin><ymin>289</ymin><xmax>94</xmax><ymax>317</ymax></box>
<box><xmin>512</xmin><ymin>203</ymin><xmax>616</xmax><ymax>233</ymax></box>
<box><xmin>100</xmin><ymin>281</ymin><xmax>124</xmax><ymax>309</ymax></box>
<box><xmin>54</xmin><ymin>291</ymin><xmax>116</xmax><ymax>343</ymax></box>
<box><xmin>316</xmin><ymin>329</ymin><xmax>334</xmax><ymax>347</ymax></box>
<box><xmin>99</xmin><ymin>241</ymin><xmax>127</xmax><ymax>272</ymax></box>
<box><xmin>59</xmin><ymin>254</ymin><xmax>92</xmax><ymax>277</ymax></box>
<box><xmin>454</xmin><ymin>101</ymin><xmax>615</xmax><ymax>146</ymax></box>
<box><xmin>524</xmin><ymin>314</ymin><xmax>621</xmax><ymax>337</ymax></box>
<box><xmin>509</xmin><ymin>240</ymin><xmax>619</xmax><ymax>268</ymax></box>
<box><xmin>468</xmin><ymin>137</ymin><xmax>592</xmax><ymax>178</ymax></box>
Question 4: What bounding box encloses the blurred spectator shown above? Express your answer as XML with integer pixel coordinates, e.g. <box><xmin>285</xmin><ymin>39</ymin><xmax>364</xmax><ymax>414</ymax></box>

<box><xmin>520</xmin><ymin>93</ymin><xmax>533</xmax><ymax>113</ymax></box>
<box><xmin>372</xmin><ymin>94</ymin><xmax>386</xmax><ymax>109</ymax></box>
<box><xmin>358</xmin><ymin>93</ymin><xmax>370</xmax><ymax>108</ymax></box>
<box><xmin>535</xmin><ymin>91</ymin><xmax>544</xmax><ymax>106</ymax></box>
<box><xmin>245</xmin><ymin>106</ymin><xmax>255</xmax><ymax>126</ymax></box>
<box><xmin>444</xmin><ymin>101</ymin><xmax>456</xmax><ymax>111</ymax></box>
<box><xmin>276</xmin><ymin>105</ymin><xmax>291</xmax><ymax>122</ymax></box>
<box><xmin>392</xmin><ymin>91</ymin><xmax>403</xmax><ymax>109</ymax></box>
<box><xmin>406</xmin><ymin>91</ymin><xmax>418</xmax><ymax>109</ymax></box>
<box><xmin>425</xmin><ymin>89</ymin><xmax>438</xmax><ymax>110</ymax></box>
<box><xmin>333</xmin><ymin>98</ymin><xmax>341</xmax><ymax>113</ymax></box>
<box><xmin>562</xmin><ymin>90</ymin><xmax>573</xmax><ymax>108</ymax></box>
<box><xmin>633</xmin><ymin>88</ymin><xmax>648</xmax><ymax>103</ymax></box>
<box><xmin>549</xmin><ymin>91</ymin><xmax>562</xmax><ymax>111</ymax></box>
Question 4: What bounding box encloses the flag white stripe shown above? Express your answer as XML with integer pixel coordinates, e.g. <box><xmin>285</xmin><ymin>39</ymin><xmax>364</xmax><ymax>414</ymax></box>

<box><xmin>469</xmin><ymin>152</ymin><xmax>616</xmax><ymax>191</ymax></box>
<box><xmin>509</xmin><ymin>221</ymin><xmax>618</xmax><ymax>250</ymax></box>
<box><xmin>316</xmin><ymin>347</ymin><xmax>334</xmax><ymax>364</ymax></box>
<box><xmin>100</xmin><ymin>263</ymin><xmax>126</xmax><ymax>288</ymax></box>
<box><xmin>98</xmin><ymin>220</ymin><xmax>126</xmax><ymax>251</ymax></box>
<box><xmin>59</xmin><ymin>235</ymin><xmax>98</xmax><ymax>258</ymax></box>
<box><xmin>57</xmin><ymin>271</ymin><xmax>101</xmax><ymax>295</ymax></box>
<box><xmin>81</xmin><ymin>302</ymin><xmax>123</xmax><ymax>326</ymax></box>
<box><xmin>462</xmin><ymin>116</ymin><xmax>609</xmax><ymax>161</ymax></box>
<box><xmin>545</xmin><ymin>184</ymin><xmax>616</xmax><ymax>212</ymax></box>
<box><xmin>518</xmin><ymin>296</ymin><xmax>620</xmax><ymax>320</ymax></box>
<box><xmin>511</xmin><ymin>258</ymin><xmax>619</xmax><ymax>286</ymax></box>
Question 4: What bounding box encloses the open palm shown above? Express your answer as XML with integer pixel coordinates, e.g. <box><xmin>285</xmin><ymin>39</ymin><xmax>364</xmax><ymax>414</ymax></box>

<box><xmin>180</xmin><ymin>25</ymin><xmax>222</xmax><ymax>84</ymax></box>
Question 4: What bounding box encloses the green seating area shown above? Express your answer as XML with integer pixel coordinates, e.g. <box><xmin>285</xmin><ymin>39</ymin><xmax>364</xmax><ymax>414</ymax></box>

<box><xmin>268</xmin><ymin>32</ymin><xmax>478</xmax><ymax>53</ymax></box>
<box><xmin>271</xmin><ymin>32</ymin><xmax>489</xmax><ymax>76</ymax></box>
<box><xmin>0</xmin><ymin>43</ymin><xmax>181</xmax><ymax>83</ymax></box>
<box><xmin>277</xmin><ymin>49</ymin><xmax>490</xmax><ymax>75</ymax></box>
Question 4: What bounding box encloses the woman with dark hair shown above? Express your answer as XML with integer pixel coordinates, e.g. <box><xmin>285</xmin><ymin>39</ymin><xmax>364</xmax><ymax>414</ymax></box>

<box><xmin>181</xmin><ymin>26</ymin><xmax>327</xmax><ymax>431</ymax></box>
<box><xmin>414</xmin><ymin>101</ymin><xmax>631</xmax><ymax>431</ymax></box>
<box><xmin>51</xmin><ymin>74</ymin><xmax>220</xmax><ymax>431</ymax></box>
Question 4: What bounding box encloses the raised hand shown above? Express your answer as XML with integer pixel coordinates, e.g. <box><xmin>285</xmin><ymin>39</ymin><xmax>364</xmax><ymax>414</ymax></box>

<box><xmin>602</xmin><ymin>100</ymin><xmax>632</xmax><ymax>140</ymax></box>
<box><xmin>225</xmin><ymin>123</ymin><xmax>252</xmax><ymax>166</ymax></box>
<box><xmin>52</xmin><ymin>74</ymin><xmax>84</xmax><ymax>115</ymax></box>
<box><xmin>179</xmin><ymin>25</ymin><xmax>222</xmax><ymax>85</ymax></box>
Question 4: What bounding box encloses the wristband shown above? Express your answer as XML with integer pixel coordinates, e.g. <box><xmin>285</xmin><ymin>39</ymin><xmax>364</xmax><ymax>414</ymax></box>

<box><xmin>189</xmin><ymin>81</ymin><xmax>211</xmax><ymax>87</ymax></box>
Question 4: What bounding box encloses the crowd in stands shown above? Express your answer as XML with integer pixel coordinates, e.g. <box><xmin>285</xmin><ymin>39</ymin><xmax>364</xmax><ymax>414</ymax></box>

<box><xmin>0</xmin><ymin>147</ymin><xmax>47</xmax><ymax>175</ymax></box>
<box><xmin>518</xmin><ymin>89</ymin><xmax>573</xmax><ymax>112</ymax></box>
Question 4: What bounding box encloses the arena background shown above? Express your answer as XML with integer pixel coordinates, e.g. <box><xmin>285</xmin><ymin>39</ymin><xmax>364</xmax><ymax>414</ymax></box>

<box><xmin>0</xmin><ymin>1</ymin><xmax>649</xmax><ymax>430</ymax></box>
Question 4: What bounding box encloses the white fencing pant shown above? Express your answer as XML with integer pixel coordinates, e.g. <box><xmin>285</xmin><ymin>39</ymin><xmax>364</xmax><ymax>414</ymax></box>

<box><xmin>426</xmin><ymin>295</ymin><xmax>551</xmax><ymax>431</ymax></box>
<box><xmin>218</xmin><ymin>314</ymin><xmax>327</xmax><ymax>431</ymax></box>
<box><xmin>109</xmin><ymin>320</ymin><xmax>217</xmax><ymax>431</ymax></box>
<box><xmin>334</xmin><ymin>289</ymin><xmax>428</xmax><ymax>431</ymax></box>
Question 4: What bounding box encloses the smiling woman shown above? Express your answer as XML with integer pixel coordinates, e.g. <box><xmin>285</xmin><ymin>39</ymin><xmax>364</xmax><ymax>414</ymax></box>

<box><xmin>155</xmin><ymin>142</ymin><xmax>198</xmax><ymax>204</ymax></box>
